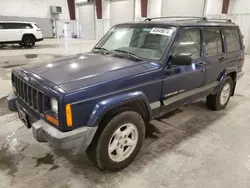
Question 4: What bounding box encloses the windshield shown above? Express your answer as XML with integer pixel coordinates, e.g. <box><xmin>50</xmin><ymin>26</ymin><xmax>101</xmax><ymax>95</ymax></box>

<box><xmin>95</xmin><ymin>25</ymin><xmax>176</xmax><ymax>61</ymax></box>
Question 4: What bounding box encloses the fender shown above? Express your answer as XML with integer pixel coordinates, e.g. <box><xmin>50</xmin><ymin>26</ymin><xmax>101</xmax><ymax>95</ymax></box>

<box><xmin>212</xmin><ymin>67</ymin><xmax>237</xmax><ymax>95</ymax></box>
<box><xmin>87</xmin><ymin>91</ymin><xmax>152</xmax><ymax>127</ymax></box>
<box><xmin>22</xmin><ymin>33</ymin><xmax>36</xmax><ymax>40</ymax></box>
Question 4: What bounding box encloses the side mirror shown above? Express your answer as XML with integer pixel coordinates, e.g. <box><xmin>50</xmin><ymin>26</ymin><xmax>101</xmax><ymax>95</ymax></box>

<box><xmin>171</xmin><ymin>53</ymin><xmax>192</xmax><ymax>66</ymax></box>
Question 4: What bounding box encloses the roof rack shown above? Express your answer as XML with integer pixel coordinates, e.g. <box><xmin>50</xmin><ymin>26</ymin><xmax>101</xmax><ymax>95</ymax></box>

<box><xmin>144</xmin><ymin>16</ymin><xmax>204</xmax><ymax>21</ymax></box>
<box><xmin>144</xmin><ymin>16</ymin><xmax>233</xmax><ymax>23</ymax></box>
<box><xmin>205</xmin><ymin>18</ymin><xmax>232</xmax><ymax>23</ymax></box>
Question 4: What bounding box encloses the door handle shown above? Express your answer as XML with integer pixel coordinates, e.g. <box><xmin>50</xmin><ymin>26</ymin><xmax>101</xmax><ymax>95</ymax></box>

<box><xmin>218</xmin><ymin>56</ymin><xmax>228</xmax><ymax>62</ymax></box>
<box><xmin>196</xmin><ymin>62</ymin><xmax>206</xmax><ymax>66</ymax></box>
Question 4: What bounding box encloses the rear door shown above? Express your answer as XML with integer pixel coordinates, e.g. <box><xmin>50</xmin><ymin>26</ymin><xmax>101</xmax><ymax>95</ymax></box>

<box><xmin>161</xmin><ymin>27</ymin><xmax>206</xmax><ymax>114</ymax></box>
<box><xmin>203</xmin><ymin>27</ymin><xmax>226</xmax><ymax>95</ymax></box>
<box><xmin>224</xmin><ymin>27</ymin><xmax>244</xmax><ymax>72</ymax></box>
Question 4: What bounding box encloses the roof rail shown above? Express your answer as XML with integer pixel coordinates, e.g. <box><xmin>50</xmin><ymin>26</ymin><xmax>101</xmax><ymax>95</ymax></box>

<box><xmin>144</xmin><ymin>16</ymin><xmax>205</xmax><ymax>21</ymax></box>
<box><xmin>144</xmin><ymin>16</ymin><xmax>233</xmax><ymax>23</ymax></box>
<box><xmin>205</xmin><ymin>18</ymin><xmax>233</xmax><ymax>23</ymax></box>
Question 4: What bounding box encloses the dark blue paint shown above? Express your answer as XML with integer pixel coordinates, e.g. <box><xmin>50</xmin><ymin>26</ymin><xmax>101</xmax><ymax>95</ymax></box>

<box><xmin>11</xmin><ymin>23</ymin><xmax>245</xmax><ymax>132</ymax></box>
<box><xmin>87</xmin><ymin>91</ymin><xmax>151</xmax><ymax>127</ymax></box>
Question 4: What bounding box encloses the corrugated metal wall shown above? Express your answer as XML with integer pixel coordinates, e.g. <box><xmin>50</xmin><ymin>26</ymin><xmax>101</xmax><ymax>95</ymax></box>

<box><xmin>0</xmin><ymin>15</ymin><xmax>53</xmax><ymax>38</ymax></box>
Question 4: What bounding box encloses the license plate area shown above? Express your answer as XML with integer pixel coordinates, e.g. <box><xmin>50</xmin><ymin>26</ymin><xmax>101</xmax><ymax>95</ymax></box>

<box><xmin>18</xmin><ymin>108</ymin><xmax>31</xmax><ymax>128</ymax></box>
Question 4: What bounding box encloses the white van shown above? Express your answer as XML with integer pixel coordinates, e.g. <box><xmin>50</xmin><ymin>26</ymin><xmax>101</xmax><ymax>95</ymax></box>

<box><xmin>0</xmin><ymin>21</ymin><xmax>43</xmax><ymax>47</ymax></box>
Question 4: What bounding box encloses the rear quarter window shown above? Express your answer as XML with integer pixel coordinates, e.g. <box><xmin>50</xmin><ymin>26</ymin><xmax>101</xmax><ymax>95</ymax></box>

<box><xmin>224</xmin><ymin>28</ymin><xmax>241</xmax><ymax>52</ymax></box>
<box><xmin>21</xmin><ymin>23</ymin><xmax>33</xmax><ymax>29</ymax></box>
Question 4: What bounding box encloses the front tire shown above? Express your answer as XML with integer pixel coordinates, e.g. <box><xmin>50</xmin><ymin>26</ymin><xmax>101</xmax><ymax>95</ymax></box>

<box><xmin>206</xmin><ymin>76</ymin><xmax>233</xmax><ymax>111</ymax></box>
<box><xmin>86</xmin><ymin>111</ymin><xmax>145</xmax><ymax>171</ymax></box>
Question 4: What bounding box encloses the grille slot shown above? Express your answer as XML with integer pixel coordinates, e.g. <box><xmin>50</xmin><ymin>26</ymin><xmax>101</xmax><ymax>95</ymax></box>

<box><xmin>12</xmin><ymin>74</ymin><xmax>47</xmax><ymax>114</ymax></box>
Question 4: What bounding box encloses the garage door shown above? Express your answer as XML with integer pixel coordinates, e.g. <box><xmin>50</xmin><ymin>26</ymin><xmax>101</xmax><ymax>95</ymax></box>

<box><xmin>78</xmin><ymin>3</ymin><xmax>95</xmax><ymax>40</ymax></box>
<box><xmin>110</xmin><ymin>0</ymin><xmax>135</xmax><ymax>27</ymax></box>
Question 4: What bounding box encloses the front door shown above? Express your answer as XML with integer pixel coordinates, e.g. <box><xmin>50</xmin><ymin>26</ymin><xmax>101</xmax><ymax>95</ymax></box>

<box><xmin>161</xmin><ymin>27</ymin><xmax>206</xmax><ymax>114</ymax></box>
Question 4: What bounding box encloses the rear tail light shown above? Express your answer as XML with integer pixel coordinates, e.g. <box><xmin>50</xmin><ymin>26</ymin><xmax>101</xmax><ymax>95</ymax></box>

<box><xmin>37</xmin><ymin>29</ymin><xmax>42</xmax><ymax>32</ymax></box>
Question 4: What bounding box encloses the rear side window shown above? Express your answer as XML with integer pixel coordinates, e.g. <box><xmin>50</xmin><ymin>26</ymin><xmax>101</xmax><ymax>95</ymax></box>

<box><xmin>4</xmin><ymin>23</ymin><xmax>21</xmax><ymax>29</ymax></box>
<box><xmin>225</xmin><ymin>28</ymin><xmax>241</xmax><ymax>52</ymax></box>
<box><xmin>204</xmin><ymin>29</ymin><xmax>223</xmax><ymax>56</ymax></box>
<box><xmin>173</xmin><ymin>28</ymin><xmax>201</xmax><ymax>60</ymax></box>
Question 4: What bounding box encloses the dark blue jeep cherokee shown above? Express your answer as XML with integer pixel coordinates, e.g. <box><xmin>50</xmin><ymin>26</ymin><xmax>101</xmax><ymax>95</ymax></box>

<box><xmin>8</xmin><ymin>17</ymin><xmax>244</xmax><ymax>171</ymax></box>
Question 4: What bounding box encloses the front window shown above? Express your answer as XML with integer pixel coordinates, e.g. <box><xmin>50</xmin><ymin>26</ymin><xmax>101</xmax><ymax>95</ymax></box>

<box><xmin>95</xmin><ymin>25</ymin><xmax>176</xmax><ymax>61</ymax></box>
<box><xmin>173</xmin><ymin>28</ymin><xmax>201</xmax><ymax>60</ymax></box>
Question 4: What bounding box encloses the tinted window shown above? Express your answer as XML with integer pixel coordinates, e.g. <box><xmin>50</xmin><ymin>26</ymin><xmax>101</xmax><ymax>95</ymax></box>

<box><xmin>173</xmin><ymin>28</ymin><xmax>201</xmax><ymax>60</ymax></box>
<box><xmin>225</xmin><ymin>28</ymin><xmax>241</xmax><ymax>52</ymax></box>
<box><xmin>4</xmin><ymin>23</ymin><xmax>21</xmax><ymax>29</ymax></box>
<box><xmin>0</xmin><ymin>23</ymin><xmax>4</xmax><ymax>29</ymax></box>
<box><xmin>204</xmin><ymin>29</ymin><xmax>223</xmax><ymax>56</ymax></box>
<box><xmin>4</xmin><ymin>23</ymin><xmax>33</xmax><ymax>29</ymax></box>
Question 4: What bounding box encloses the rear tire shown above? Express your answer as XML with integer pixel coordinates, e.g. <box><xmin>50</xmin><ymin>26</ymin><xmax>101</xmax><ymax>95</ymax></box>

<box><xmin>86</xmin><ymin>111</ymin><xmax>145</xmax><ymax>171</ymax></box>
<box><xmin>206</xmin><ymin>76</ymin><xmax>233</xmax><ymax>111</ymax></box>
<box><xmin>22</xmin><ymin>35</ymin><xmax>35</xmax><ymax>47</ymax></box>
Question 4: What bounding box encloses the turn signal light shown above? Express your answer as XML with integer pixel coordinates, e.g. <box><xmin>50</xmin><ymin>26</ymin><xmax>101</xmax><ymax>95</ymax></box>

<box><xmin>66</xmin><ymin>104</ymin><xmax>73</xmax><ymax>127</ymax></box>
<box><xmin>45</xmin><ymin>114</ymin><xmax>59</xmax><ymax>126</ymax></box>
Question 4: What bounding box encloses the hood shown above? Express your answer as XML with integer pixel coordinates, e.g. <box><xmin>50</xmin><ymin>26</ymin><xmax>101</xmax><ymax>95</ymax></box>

<box><xmin>23</xmin><ymin>52</ymin><xmax>161</xmax><ymax>92</ymax></box>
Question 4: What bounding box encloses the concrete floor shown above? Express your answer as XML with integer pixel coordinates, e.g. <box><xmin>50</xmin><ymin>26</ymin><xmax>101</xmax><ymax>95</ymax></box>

<box><xmin>0</xmin><ymin>39</ymin><xmax>250</xmax><ymax>188</ymax></box>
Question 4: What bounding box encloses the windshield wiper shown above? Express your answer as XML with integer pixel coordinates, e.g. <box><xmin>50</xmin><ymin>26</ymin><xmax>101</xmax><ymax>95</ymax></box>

<box><xmin>113</xmin><ymin>49</ymin><xmax>141</xmax><ymax>60</ymax></box>
<box><xmin>93</xmin><ymin>47</ymin><xmax>110</xmax><ymax>54</ymax></box>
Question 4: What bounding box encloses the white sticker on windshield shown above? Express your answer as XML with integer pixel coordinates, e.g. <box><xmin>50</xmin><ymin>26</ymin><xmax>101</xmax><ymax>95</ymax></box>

<box><xmin>150</xmin><ymin>28</ymin><xmax>174</xmax><ymax>36</ymax></box>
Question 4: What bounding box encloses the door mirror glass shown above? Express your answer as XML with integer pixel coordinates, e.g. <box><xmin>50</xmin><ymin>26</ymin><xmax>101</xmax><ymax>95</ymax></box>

<box><xmin>171</xmin><ymin>53</ymin><xmax>192</xmax><ymax>66</ymax></box>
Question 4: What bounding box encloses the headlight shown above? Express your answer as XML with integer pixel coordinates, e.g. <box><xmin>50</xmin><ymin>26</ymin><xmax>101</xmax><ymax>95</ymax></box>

<box><xmin>50</xmin><ymin>98</ymin><xmax>58</xmax><ymax>114</ymax></box>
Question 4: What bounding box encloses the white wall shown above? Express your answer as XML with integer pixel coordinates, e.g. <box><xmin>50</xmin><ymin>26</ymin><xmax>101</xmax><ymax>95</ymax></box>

<box><xmin>0</xmin><ymin>0</ymin><xmax>70</xmax><ymax>20</ymax></box>
<box><xmin>205</xmin><ymin>0</ymin><xmax>223</xmax><ymax>15</ymax></box>
<box><xmin>147</xmin><ymin>0</ymin><xmax>205</xmax><ymax>18</ymax></box>
<box><xmin>147</xmin><ymin>0</ymin><xmax>162</xmax><ymax>18</ymax></box>
<box><xmin>162</xmin><ymin>0</ymin><xmax>204</xmax><ymax>17</ymax></box>
<box><xmin>135</xmin><ymin>0</ymin><xmax>141</xmax><ymax>20</ymax></box>
<box><xmin>228</xmin><ymin>0</ymin><xmax>250</xmax><ymax>14</ymax></box>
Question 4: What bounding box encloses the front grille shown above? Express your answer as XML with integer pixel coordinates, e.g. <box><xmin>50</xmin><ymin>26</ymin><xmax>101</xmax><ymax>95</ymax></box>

<box><xmin>12</xmin><ymin>73</ymin><xmax>50</xmax><ymax>114</ymax></box>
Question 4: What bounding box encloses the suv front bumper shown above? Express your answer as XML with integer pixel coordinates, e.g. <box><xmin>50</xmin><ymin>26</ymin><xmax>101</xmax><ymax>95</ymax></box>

<box><xmin>7</xmin><ymin>92</ymin><xmax>97</xmax><ymax>154</ymax></box>
<box><xmin>32</xmin><ymin>120</ymin><xmax>97</xmax><ymax>154</ymax></box>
